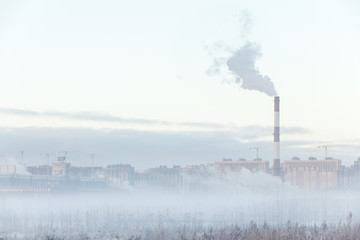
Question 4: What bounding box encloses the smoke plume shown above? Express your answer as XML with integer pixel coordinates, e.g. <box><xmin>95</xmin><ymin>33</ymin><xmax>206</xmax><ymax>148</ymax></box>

<box><xmin>208</xmin><ymin>11</ymin><xmax>277</xmax><ymax>96</ymax></box>
<box><xmin>227</xmin><ymin>42</ymin><xmax>277</xmax><ymax>96</ymax></box>
<box><xmin>239</xmin><ymin>10</ymin><xmax>254</xmax><ymax>38</ymax></box>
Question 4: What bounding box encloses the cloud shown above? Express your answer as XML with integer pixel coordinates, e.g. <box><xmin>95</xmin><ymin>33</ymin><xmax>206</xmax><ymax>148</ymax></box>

<box><xmin>0</xmin><ymin>107</ymin><xmax>309</xmax><ymax>136</ymax></box>
<box><xmin>0</xmin><ymin>107</ymin><xmax>170</xmax><ymax>125</ymax></box>
<box><xmin>0</xmin><ymin>107</ymin><xmax>208</xmax><ymax>127</ymax></box>
<box><xmin>0</xmin><ymin>108</ymin><xmax>41</xmax><ymax>116</ymax></box>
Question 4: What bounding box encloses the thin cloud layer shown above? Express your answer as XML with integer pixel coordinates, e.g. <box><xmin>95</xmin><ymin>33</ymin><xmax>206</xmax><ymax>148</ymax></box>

<box><xmin>0</xmin><ymin>107</ymin><xmax>308</xmax><ymax>135</ymax></box>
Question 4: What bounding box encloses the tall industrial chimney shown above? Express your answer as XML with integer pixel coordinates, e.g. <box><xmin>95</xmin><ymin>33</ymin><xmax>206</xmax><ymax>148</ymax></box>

<box><xmin>273</xmin><ymin>96</ymin><xmax>280</xmax><ymax>176</ymax></box>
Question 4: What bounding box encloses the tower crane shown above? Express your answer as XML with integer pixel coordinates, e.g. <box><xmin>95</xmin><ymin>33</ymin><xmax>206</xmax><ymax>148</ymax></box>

<box><xmin>89</xmin><ymin>153</ymin><xmax>96</xmax><ymax>178</ymax></box>
<box><xmin>249</xmin><ymin>147</ymin><xmax>261</xmax><ymax>160</ymax></box>
<box><xmin>318</xmin><ymin>145</ymin><xmax>329</xmax><ymax>159</ymax></box>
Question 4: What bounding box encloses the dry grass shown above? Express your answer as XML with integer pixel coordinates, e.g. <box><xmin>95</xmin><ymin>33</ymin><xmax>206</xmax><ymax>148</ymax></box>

<box><xmin>3</xmin><ymin>213</ymin><xmax>359</xmax><ymax>240</ymax></box>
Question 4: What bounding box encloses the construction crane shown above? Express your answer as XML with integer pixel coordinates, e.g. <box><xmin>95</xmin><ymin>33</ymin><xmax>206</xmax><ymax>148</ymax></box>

<box><xmin>318</xmin><ymin>145</ymin><xmax>329</xmax><ymax>159</ymax></box>
<box><xmin>19</xmin><ymin>150</ymin><xmax>24</xmax><ymax>166</ymax></box>
<box><xmin>89</xmin><ymin>153</ymin><xmax>96</xmax><ymax>178</ymax></box>
<box><xmin>249</xmin><ymin>147</ymin><xmax>261</xmax><ymax>160</ymax></box>
<box><xmin>58</xmin><ymin>151</ymin><xmax>68</xmax><ymax>156</ymax></box>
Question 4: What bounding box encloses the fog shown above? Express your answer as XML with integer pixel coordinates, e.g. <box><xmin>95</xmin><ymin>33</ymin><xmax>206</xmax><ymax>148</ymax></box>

<box><xmin>1</xmin><ymin>170</ymin><xmax>359</xmax><ymax>239</ymax></box>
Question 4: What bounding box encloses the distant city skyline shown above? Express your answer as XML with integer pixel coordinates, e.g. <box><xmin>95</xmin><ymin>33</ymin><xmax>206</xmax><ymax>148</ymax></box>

<box><xmin>1</xmin><ymin>0</ymin><xmax>360</xmax><ymax>168</ymax></box>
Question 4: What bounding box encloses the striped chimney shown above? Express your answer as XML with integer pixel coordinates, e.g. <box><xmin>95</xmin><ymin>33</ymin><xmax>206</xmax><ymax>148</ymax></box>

<box><xmin>273</xmin><ymin>96</ymin><xmax>280</xmax><ymax>176</ymax></box>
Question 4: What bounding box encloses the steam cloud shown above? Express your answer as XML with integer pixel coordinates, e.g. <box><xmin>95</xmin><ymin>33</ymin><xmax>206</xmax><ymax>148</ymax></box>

<box><xmin>227</xmin><ymin>42</ymin><xmax>277</xmax><ymax>96</ymax></box>
<box><xmin>208</xmin><ymin>11</ymin><xmax>277</xmax><ymax>96</ymax></box>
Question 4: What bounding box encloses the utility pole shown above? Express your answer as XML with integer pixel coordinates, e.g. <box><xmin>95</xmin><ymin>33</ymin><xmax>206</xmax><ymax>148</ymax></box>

<box><xmin>249</xmin><ymin>147</ymin><xmax>261</xmax><ymax>160</ymax></box>
<box><xmin>318</xmin><ymin>145</ymin><xmax>328</xmax><ymax>159</ymax></box>
<box><xmin>41</xmin><ymin>153</ymin><xmax>51</xmax><ymax>176</ymax></box>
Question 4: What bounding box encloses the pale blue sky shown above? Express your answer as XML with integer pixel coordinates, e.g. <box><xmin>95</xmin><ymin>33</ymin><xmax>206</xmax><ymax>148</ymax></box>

<box><xmin>0</xmin><ymin>0</ymin><xmax>360</xmax><ymax>168</ymax></box>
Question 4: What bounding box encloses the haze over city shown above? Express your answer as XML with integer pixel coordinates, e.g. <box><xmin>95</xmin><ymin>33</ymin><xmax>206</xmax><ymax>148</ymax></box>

<box><xmin>1</xmin><ymin>0</ymin><xmax>360</xmax><ymax>169</ymax></box>
<box><xmin>1</xmin><ymin>1</ymin><xmax>360</xmax><ymax>239</ymax></box>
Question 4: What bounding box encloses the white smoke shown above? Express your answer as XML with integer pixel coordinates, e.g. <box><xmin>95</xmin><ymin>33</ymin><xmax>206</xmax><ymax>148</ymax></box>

<box><xmin>208</xmin><ymin>11</ymin><xmax>278</xmax><ymax>97</ymax></box>
<box><xmin>238</xmin><ymin>10</ymin><xmax>254</xmax><ymax>39</ymax></box>
<box><xmin>227</xmin><ymin>42</ymin><xmax>277</xmax><ymax>96</ymax></box>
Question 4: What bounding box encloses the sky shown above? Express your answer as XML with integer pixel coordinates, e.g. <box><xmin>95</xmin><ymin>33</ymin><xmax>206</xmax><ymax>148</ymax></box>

<box><xmin>0</xmin><ymin>0</ymin><xmax>360</xmax><ymax>169</ymax></box>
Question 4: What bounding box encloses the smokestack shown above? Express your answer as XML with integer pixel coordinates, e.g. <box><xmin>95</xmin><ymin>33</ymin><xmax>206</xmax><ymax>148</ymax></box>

<box><xmin>273</xmin><ymin>96</ymin><xmax>280</xmax><ymax>176</ymax></box>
